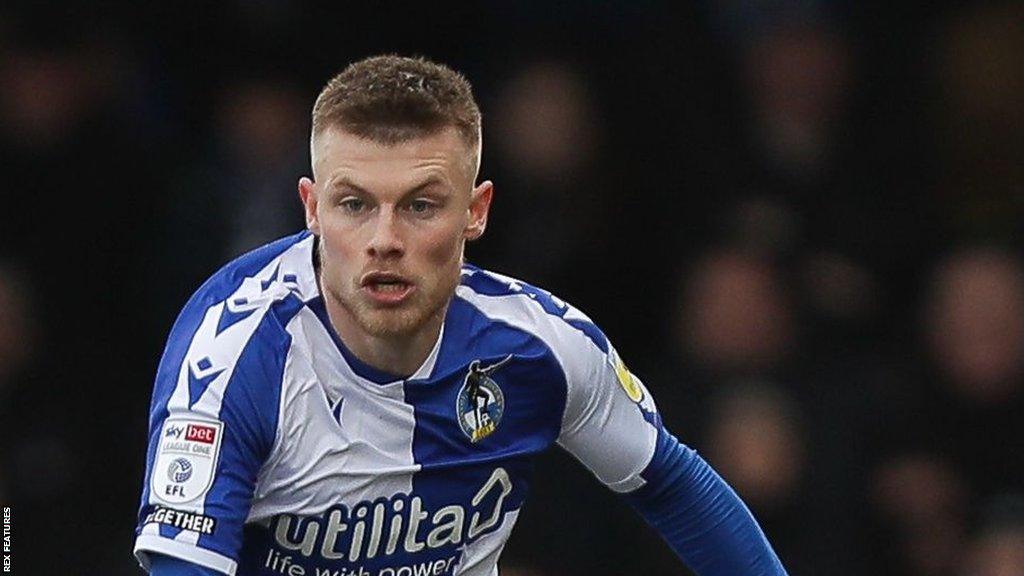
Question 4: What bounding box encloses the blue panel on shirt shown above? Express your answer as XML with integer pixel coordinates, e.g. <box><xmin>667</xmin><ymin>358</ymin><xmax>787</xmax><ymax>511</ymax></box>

<box><xmin>460</xmin><ymin>265</ymin><xmax>609</xmax><ymax>353</ymax></box>
<box><xmin>403</xmin><ymin>295</ymin><xmax>568</xmax><ymax>571</ymax></box>
<box><xmin>137</xmin><ymin>231</ymin><xmax>310</xmax><ymax>529</ymax></box>
<box><xmin>194</xmin><ymin>293</ymin><xmax>305</xmax><ymax>556</ymax></box>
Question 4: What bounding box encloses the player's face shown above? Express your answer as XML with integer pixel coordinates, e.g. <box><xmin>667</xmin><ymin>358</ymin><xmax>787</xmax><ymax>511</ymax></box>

<box><xmin>300</xmin><ymin>127</ymin><xmax>492</xmax><ymax>341</ymax></box>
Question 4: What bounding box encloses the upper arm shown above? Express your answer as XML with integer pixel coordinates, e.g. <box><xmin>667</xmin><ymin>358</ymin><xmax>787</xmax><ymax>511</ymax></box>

<box><xmin>133</xmin><ymin>291</ymin><xmax>293</xmax><ymax>575</ymax></box>
<box><xmin>554</xmin><ymin>316</ymin><xmax>661</xmax><ymax>493</ymax></box>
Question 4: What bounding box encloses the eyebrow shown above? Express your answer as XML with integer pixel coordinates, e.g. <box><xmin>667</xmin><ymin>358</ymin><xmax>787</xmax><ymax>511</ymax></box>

<box><xmin>327</xmin><ymin>175</ymin><xmax>449</xmax><ymax>199</ymax></box>
<box><xmin>327</xmin><ymin>176</ymin><xmax>370</xmax><ymax>195</ymax></box>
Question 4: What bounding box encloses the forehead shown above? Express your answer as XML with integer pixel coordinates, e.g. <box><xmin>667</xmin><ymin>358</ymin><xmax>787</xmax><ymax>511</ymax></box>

<box><xmin>312</xmin><ymin>126</ymin><xmax>474</xmax><ymax>188</ymax></box>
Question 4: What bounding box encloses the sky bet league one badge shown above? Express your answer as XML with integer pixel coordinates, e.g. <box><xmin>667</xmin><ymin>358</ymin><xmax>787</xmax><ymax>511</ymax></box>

<box><xmin>457</xmin><ymin>355</ymin><xmax>513</xmax><ymax>443</ymax></box>
<box><xmin>152</xmin><ymin>419</ymin><xmax>224</xmax><ymax>504</ymax></box>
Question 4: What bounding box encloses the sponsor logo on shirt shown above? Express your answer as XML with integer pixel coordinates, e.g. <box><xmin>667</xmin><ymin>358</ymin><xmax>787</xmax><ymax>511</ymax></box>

<box><xmin>271</xmin><ymin>467</ymin><xmax>513</xmax><ymax>564</ymax></box>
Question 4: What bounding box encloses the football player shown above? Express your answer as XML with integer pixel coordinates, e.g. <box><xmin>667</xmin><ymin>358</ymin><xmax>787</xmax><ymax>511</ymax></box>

<box><xmin>134</xmin><ymin>55</ymin><xmax>787</xmax><ymax>576</ymax></box>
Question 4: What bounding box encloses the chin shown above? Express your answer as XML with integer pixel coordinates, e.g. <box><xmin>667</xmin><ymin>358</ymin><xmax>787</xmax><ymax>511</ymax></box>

<box><xmin>351</xmin><ymin>296</ymin><xmax>449</xmax><ymax>339</ymax></box>
<box><xmin>357</xmin><ymin>309</ymin><xmax>427</xmax><ymax>338</ymax></box>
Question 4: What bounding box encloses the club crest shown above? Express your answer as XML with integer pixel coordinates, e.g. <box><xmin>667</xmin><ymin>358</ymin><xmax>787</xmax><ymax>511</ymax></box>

<box><xmin>456</xmin><ymin>355</ymin><xmax>512</xmax><ymax>443</ymax></box>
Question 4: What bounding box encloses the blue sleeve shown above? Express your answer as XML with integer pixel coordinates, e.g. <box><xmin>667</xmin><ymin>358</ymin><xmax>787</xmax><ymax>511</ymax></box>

<box><xmin>133</xmin><ymin>291</ymin><xmax>298</xmax><ymax>574</ymax></box>
<box><xmin>151</xmin><ymin>554</ymin><xmax>222</xmax><ymax>576</ymax></box>
<box><xmin>623</xmin><ymin>427</ymin><xmax>788</xmax><ymax>575</ymax></box>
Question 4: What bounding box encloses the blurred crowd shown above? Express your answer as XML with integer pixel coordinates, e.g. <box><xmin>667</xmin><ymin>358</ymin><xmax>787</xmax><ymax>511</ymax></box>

<box><xmin>1</xmin><ymin>1</ymin><xmax>1022</xmax><ymax>575</ymax></box>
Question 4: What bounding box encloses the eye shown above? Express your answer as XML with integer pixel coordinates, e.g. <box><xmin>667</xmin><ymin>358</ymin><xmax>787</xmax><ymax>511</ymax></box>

<box><xmin>407</xmin><ymin>199</ymin><xmax>437</xmax><ymax>215</ymax></box>
<box><xmin>338</xmin><ymin>197</ymin><xmax>366</xmax><ymax>213</ymax></box>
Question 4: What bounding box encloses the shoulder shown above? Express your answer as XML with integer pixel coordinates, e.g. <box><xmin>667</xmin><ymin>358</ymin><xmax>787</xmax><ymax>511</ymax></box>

<box><xmin>155</xmin><ymin>231</ymin><xmax>318</xmax><ymax>414</ymax></box>
<box><xmin>174</xmin><ymin>231</ymin><xmax>318</xmax><ymax>327</ymax></box>
<box><xmin>455</xmin><ymin>264</ymin><xmax>611</xmax><ymax>359</ymax></box>
<box><xmin>169</xmin><ymin>231</ymin><xmax>317</xmax><ymax>343</ymax></box>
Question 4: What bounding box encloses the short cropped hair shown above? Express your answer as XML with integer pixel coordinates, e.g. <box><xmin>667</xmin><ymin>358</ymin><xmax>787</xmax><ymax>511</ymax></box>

<box><xmin>311</xmin><ymin>55</ymin><xmax>481</xmax><ymax>151</ymax></box>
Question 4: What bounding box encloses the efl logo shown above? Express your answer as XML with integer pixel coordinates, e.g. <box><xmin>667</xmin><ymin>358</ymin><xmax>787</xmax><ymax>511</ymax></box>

<box><xmin>186</xmin><ymin>424</ymin><xmax>217</xmax><ymax>444</ymax></box>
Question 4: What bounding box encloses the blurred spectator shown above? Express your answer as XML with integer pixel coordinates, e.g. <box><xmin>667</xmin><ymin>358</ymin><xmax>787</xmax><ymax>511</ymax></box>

<box><xmin>800</xmin><ymin>250</ymin><xmax>880</xmax><ymax>325</ymax></box>
<box><xmin>925</xmin><ymin>248</ymin><xmax>1024</xmax><ymax>406</ymax></box>
<box><xmin>677</xmin><ymin>249</ymin><xmax>795</xmax><ymax>376</ymax></box>
<box><xmin>918</xmin><ymin>247</ymin><xmax>1024</xmax><ymax>496</ymax></box>
<box><xmin>158</xmin><ymin>77</ymin><xmax>308</xmax><ymax>310</ymax></box>
<box><xmin>0</xmin><ymin>24</ymin><xmax>165</xmax><ymax>574</ymax></box>
<box><xmin>960</xmin><ymin>495</ymin><xmax>1024</xmax><ymax>576</ymax></box>
<box><xmin>215</xmin><ymin>79</ymin><xmax>310</xmax><ymax>256</ymax></box>
<box><xmin>491</xmin><ymin>60</ymin><xmax>597</xmax><ymax>184</ymax></box>
<box><xmin>705</xmin><ymin>383</ymin><xmax>804</xmax><ymax>511</ymax></box>
<box><xmin>476</xmin><ymin>59</ymin><xmax>616</xmax><ymax>308</ymax></box>
<box><xmin>741</xmin><ymin>19</ymin><xmax>852</xmax><ymax>184</ymax></box>
<box><xmin>0</xmin><ymin>262</ymin><xmax>81</xmax><ymax>570</ymax></box>
<box><xmin>720</xmin><ymin>194</ymin><xmax>887</xmax><ymax>356</ymax></box>
<box><xmin>872</xmin><ymin>453</ymin><xmax>968</xmax><ymax>576</ymax></box>
<box><xmin>712</xmin><ymin>10</ymin><xmax>932</xmax><ymax>356</ymax></box>
<box><xmin>657</xmin><ymin>246</ymin><xmax>897</xmax><ymax>574</ymax></box>
<box><xmin>867</xmin><ymin>247</ymin><xmax>1024</xmax><ymax>575</ymax></box>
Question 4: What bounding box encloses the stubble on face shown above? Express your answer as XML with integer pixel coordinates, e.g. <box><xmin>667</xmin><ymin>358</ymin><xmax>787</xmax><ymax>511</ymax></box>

<box><xmin>316</xmin><ymin>218</ymin><xmax>463</xmax><ymax>340</ymax></box>
<box><xmin>306</xmin><ymin>126</ymin><xmax>484</xmax><ymax>357</ymax></box>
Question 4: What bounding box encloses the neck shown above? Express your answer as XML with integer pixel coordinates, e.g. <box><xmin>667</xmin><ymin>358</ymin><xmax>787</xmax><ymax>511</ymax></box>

<box><xmin>322</xmin><ymin>292</ymin><xmax>445</xmax><ymax>379</ymax></box>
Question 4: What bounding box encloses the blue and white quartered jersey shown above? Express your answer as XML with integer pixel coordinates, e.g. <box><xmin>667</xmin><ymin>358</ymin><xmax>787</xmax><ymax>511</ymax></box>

<box><xmin>135</xmin><ymin>230</ymin><xmax>662</xmax><ymax>576</ymax></box>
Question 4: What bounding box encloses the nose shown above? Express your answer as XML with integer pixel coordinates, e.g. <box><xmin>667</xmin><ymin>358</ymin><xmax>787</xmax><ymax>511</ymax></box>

<box><xmin>366</xmin><ymin>207</ymin><xmax>404</xmax><ymax>260</ymax></box>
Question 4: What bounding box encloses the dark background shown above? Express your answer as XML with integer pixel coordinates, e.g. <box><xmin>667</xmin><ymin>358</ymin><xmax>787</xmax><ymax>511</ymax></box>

<box><xmin>1</xmin><ymin>1</ymin><xmax>1023</xmax><ymax>574</ymax></box>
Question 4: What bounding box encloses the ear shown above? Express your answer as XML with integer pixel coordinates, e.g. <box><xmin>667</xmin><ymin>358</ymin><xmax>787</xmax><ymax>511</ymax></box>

<box><xmin>465</xmin><ymin>180</ymin><xmax>494</xmax><ymax>241</ymax></box>
<box><xmin>298</xmin><ymin>177</ymin><xmax>320</xmax><ymax>235</ymax></box>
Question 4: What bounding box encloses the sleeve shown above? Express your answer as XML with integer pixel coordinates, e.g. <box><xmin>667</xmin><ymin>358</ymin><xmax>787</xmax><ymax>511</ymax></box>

<box><xmin>623</xmin><ymin>427</ymin><xmax>788</xmax><ymax>575</ymax></box>
<box><xmin>133</xmin><ymin>294</ymin><xmax>288</xmax><ymax>575</ymax></box>
<box><xmin>556</xmin><ymin>327</ymin><xmax>786</xmax><ymax>574</ymax></box>
<box><xmin>556</xmin><ymin>336</ymin><xmax>661</xmax><ymax>493</ymax></box>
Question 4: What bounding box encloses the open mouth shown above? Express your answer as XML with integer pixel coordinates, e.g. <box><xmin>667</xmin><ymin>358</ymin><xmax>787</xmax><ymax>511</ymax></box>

<box><xmin>368</xmin><ymin>279</ymin><xmax>411</xmax><ymax>293</ymax></box>
<box><xmin>361</xmin><ymin>272</ymin><xmax>415</xmax><ymax>304</ymax></box>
